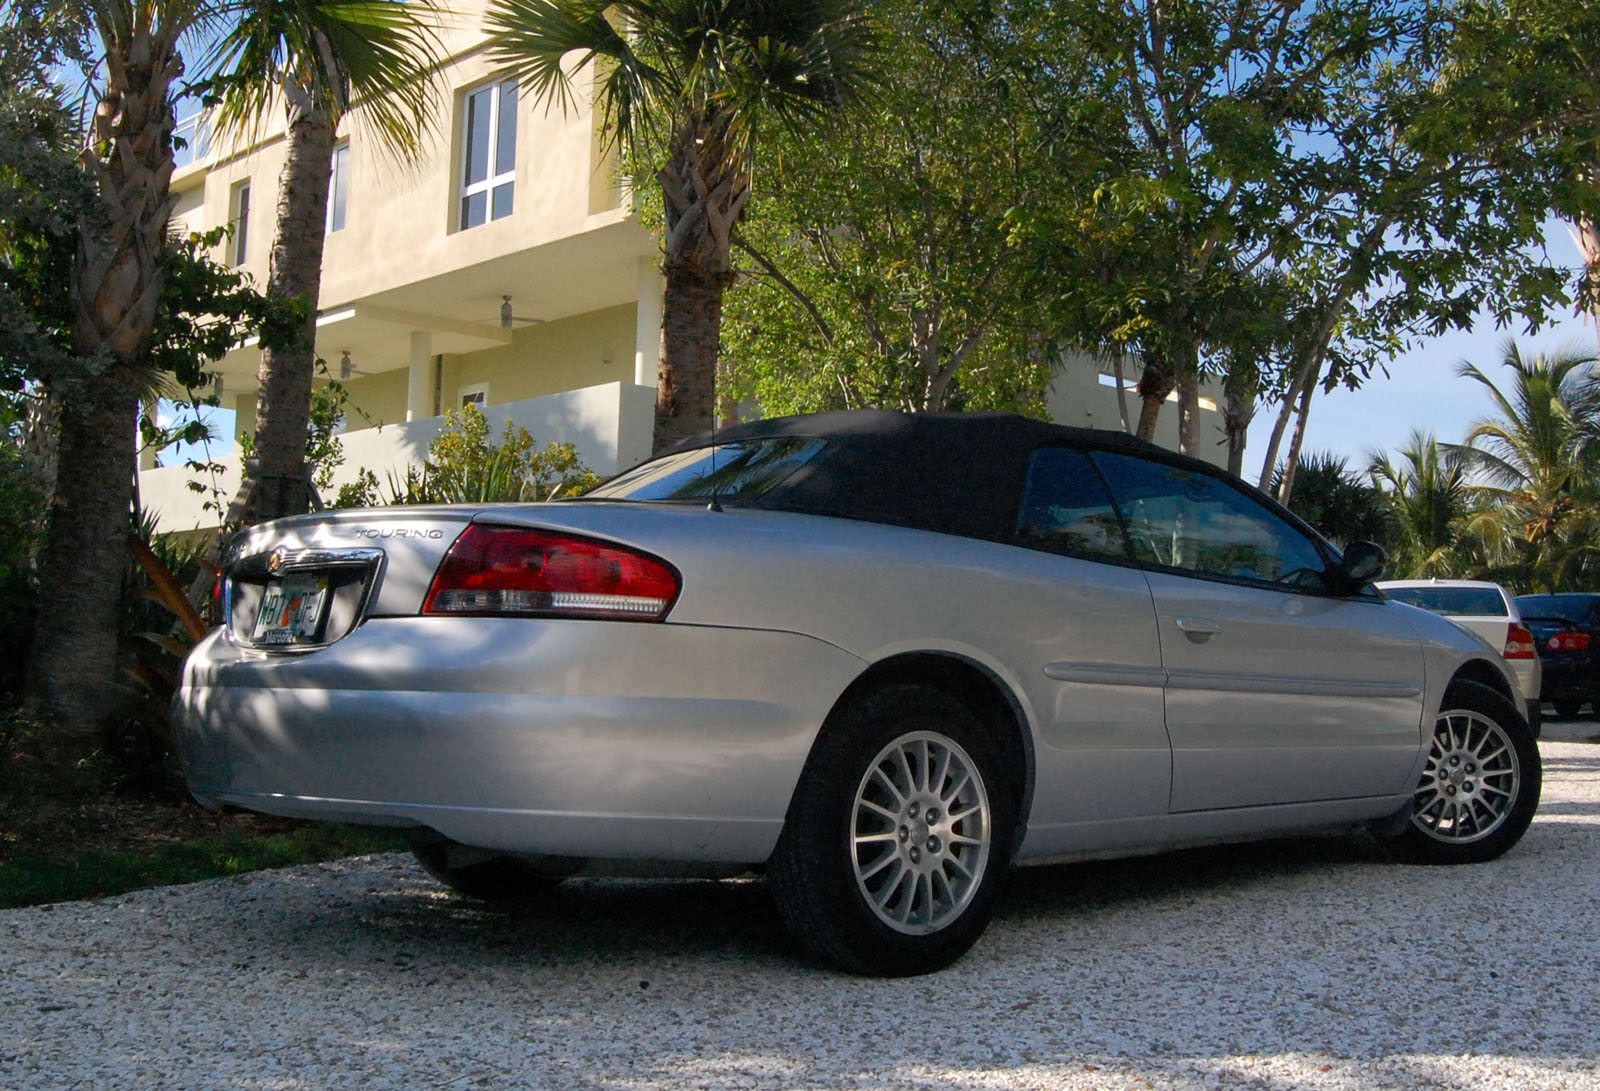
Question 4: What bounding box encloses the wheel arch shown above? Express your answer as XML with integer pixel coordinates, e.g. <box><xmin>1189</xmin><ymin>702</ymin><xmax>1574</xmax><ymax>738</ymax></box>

<box><xmin>1446</xmin><ymin>657</ymin><xmax>1519</xmax><ymax>712</ymax></box>
<box><xmin>816</xmin><ymin>652</ymin><xmax>1037</xmax><ymax>847</ymax></box>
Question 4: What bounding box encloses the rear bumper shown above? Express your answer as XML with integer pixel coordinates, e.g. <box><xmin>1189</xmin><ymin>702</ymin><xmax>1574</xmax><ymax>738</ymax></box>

<box><xmin>172</xmin><ymin>618</ymin><xmax>866</xmax><ymax>864</ymax></box>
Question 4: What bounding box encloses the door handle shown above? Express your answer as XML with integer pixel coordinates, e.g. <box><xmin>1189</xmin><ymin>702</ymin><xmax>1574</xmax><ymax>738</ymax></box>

<box><xmin>1175</xmin><ymin>616</ymin><xmax>1222</xmax><ymax>641</ymax></box>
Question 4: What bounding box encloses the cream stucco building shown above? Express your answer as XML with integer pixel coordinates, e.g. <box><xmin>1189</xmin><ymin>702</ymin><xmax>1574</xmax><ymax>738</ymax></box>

<box><xmin>140</xmin><ymin>3</ymin><xmax>1223</xmax><ymax>531</ymax></box>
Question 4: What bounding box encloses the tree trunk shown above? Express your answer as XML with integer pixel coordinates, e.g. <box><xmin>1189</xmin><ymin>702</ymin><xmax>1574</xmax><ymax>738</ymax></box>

<box><xmin>226</xmin><ymin>102</ymin><xmax>337</xmax><ymax>524</ymax></box>
<box><xmin>1110</xmin><ymin>348</ymin><xmax>1132</xmax><ymax>433</ymax></box>
<box><xmin>1578</xmin><ymin>209</ymin><xmax>1600</xmax><ymax>360</ymax></box>
<box><xmin>1222</xmin><ymin>360</ymin><xmax>1259</xmax><ymax>478</ymax></box>
<box><xmin>29</xmin><ymin>17</ymin><xmax>183</xmax><ymax>736</ymax></box>
<box><xmin>1175</xmin><ymin>367</ymin><xmax>1202</xmax><ymax>457</ymax></box>
<box><xmin>653</xmin><ymin>112</ymin><xmax>747</xmax><ymax>454</ymax></box>
<box><xmin>656</xmin><ymin>265</ymin><xmax>723</xmax><ymax>450</ymax></box>
<box><xmin>1277</xmin><ymin>379</ymin><xmax>1317</xmax><ymax>506</ymax></box>
<box><xmin>1135</xmin><ymin>355</ymin><xmax>1175</xmax><ymax>443</ymax></box>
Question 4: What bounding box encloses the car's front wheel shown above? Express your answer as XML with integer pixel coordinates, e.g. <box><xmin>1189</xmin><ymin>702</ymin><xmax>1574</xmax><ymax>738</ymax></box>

<box><xmin>1380</xmin><ymin>680</ymin><xmax>1541</xmax><ymax>864</ymax></box>
<box><xmin>769</xmin><ymin>685</ymin><xmax>1018</xmax><ymax>976</ymax></box>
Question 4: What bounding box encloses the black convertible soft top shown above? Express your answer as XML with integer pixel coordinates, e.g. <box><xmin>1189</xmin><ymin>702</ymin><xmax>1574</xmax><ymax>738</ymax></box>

<box><xmin>660</xmin><ymin>409</ymin><xmax>1210</xmax><ymax>544</ymax></box>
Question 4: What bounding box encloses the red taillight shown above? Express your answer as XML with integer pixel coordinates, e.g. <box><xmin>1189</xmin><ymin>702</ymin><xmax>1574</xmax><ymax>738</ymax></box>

<box><xmin>422</xmin><ymin>524</ymin><xmax>680</xmax><ymax>621</ymax></box>
<box><xmin>1504</xmin><ymin>623</ymin><xmax>1536</xmax><ymax>659</ymax></box>
<box><xmin>1547</xmin><ymin>632</ymin><xmax>1591</xmax><ymax>652</ymax></box>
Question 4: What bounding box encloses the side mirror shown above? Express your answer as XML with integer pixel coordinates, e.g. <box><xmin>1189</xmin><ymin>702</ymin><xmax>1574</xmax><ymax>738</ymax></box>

<box><xmin>1329</xmin><ymin>540</ymin><xmax>1386</xmax><ymax>594</ymax></box>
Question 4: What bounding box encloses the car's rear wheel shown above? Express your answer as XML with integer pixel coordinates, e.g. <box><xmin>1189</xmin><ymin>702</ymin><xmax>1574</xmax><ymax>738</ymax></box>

<box><xmin>769</xmin><ymin>684</ymin><xmax>1018</xmax><ymax>976</ymax></box>
<box><xmin>1380</xmin><ymin>680</ymin><xmax>1540</xmax><ymax>864</ymax></box>
<box><xmin>408</xmin><ymin>836</ymin><xmax>568</xmax><ymax>900</ymax></box>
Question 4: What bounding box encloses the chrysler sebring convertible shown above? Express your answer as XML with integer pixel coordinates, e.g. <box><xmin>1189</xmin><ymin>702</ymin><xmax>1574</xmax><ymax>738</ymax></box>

<box><xmin>172</xmin><ymin>410</ymin><xmax>1541</xmax><ymax>975</ymax></box>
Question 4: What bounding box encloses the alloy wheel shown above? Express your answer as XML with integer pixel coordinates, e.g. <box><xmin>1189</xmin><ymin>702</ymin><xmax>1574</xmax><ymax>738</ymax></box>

<box><xmin>1412</xmin><ymin>708</ymin><xmax>1521</xmax><ymax>844</ymax></box>
<box><xmin>851</xmin><ymin>731</ymin><xmax>992</xmax><ymax>935</ymax></box>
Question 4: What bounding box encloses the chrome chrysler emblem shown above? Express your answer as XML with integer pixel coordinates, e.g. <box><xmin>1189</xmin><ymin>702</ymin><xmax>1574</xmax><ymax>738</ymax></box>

<box><xmin>268</xmin><ymin>549</ymin><xmax>285</xmax><ymax>574</ymax></box>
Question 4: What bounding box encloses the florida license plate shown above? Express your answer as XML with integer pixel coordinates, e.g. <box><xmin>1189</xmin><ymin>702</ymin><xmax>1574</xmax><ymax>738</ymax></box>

<box><xmin>253</xmin><ymin>574</ymin><xmax>330</xmax><ymax>645</ymax></box>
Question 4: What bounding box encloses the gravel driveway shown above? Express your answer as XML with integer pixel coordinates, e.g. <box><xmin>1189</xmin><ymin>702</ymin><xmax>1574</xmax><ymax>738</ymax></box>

<box><xmin>5</xmin><ymin>726</ymin><xmax>1599</xmax><ymax>1091</ymax></box>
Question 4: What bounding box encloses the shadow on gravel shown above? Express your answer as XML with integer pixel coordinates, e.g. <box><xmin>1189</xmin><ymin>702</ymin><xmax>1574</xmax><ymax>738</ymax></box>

<box><xmin>226</xmin><ymin>831</ymin><xmax>1397</xmax><ymax>976</ymax></box>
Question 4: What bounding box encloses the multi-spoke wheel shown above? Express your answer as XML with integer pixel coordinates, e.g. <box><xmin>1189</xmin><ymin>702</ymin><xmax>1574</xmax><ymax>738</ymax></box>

<box><xmin>769</xmin><ymin>685</ymin><xmax>1019</xmax><ymax>976</ymax></box>
<box><xmin>850</xmin><ymin>731</ymin><xmax>992</xmax><ymax>935</ymax></box>
<box><xmin>1412</xmin><ymin>708</ymin><xmax>1520</xmax><ymax>843</ymax></box>
<box><xmin>1378</xmin><ymin>680</ymin><xmax>1541</xmax><ymax>864</ymax></box>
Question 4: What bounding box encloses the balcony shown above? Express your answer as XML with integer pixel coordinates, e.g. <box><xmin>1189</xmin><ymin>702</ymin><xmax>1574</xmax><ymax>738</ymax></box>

<box><xmin>139</xmin><ymin>381</ymin><xmax>657</xmax><ymax>533</ymax></box>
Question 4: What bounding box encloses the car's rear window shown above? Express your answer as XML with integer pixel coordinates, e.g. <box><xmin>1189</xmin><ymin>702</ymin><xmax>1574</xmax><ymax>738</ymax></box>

<box><xmin>585</xmin><ymin>437</ymin><xmax>827</xmax><ymax>502</ymax></box>
<box><xmin>1514</xmin><ymin>594</ymin><xmax>1599</xmax><ymax>624</ymax></box>
<box><xmin>1384</xmin><ymin>586</ymin><xmax>1507</xmax><ymax>617</ymax></box>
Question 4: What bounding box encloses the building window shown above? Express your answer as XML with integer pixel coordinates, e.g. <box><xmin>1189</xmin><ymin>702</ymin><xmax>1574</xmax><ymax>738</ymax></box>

<box><xmin>459</xmin><ymin>80</ymin><xmax>517</xmax><ymax>229</ymax></box>
<box><xmin>173</xmin><ymin>110</ymin><xmax>210</xmax><ymax>169</ymax></box>
<box><xmin>230</xmin><ymin>181</ymin><xmax>251</xmax><ymax>266</ymax></box>
<box><xmin>458</xmin><ymin>382</ymin><xmax>488</xmax><ymax>410</ymax></box>
<box><xmin>326</xmin><ymin>141</ymin><xmax>349</xmax><ymax>233</ymax></box>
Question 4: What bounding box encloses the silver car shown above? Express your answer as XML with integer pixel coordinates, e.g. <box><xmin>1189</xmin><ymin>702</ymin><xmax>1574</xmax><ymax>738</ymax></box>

<box><xmin>173</xmin><ymin>411</ymin><xmax>1542</xmax><ymax>976</ymax></box>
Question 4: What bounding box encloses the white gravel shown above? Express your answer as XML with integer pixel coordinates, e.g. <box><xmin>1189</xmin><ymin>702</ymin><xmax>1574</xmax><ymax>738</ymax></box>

<box><xmin>5</xmin><ymin>726</ymin><xmax>1600</xmax><ymax>1090</ymax></box>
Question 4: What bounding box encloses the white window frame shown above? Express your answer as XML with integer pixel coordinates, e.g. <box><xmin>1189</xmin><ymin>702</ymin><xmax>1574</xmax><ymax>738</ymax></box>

<box><xmin>458</xmin><ymin>79</ymin><xmax>517</xmax><ymax>230</ymax></box>
<box><xmin>326</xmin><ymin>141</ymin><xmax>350</xmax><ymax>233</ymax></box>
<box><xmin>458</xmin><ymin>382</ymin><xmax>489</xmax><ymax>410</ymax></box>
<box><xmin>230</xmin><ymin>181</ymin><xmax>251</xmax><ymax>266</ymax></box>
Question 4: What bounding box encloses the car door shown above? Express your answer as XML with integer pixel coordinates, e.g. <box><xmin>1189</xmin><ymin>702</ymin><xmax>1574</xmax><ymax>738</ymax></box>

<box><xmin>1090</xmin><ymin>450</ymin><xmax>1426</xmax><ymax>812</ymax></box>
<box><xmin>1008</xmin><ymin>446</ymin><xmax>1171</xmax><ymax>832</ymax></box>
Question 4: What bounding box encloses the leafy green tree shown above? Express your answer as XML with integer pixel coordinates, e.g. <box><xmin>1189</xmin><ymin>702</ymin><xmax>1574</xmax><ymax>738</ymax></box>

<box><xmin>484</xmin><ymin>0</ymin><xmax>878</xmax><ymax>453</ymax></box>
<box><xmin>1451</xmin><ymin>340</ymin><xmax>1600</xmax><ymax>591</ymax></box>
<box><xmin>1434</xmin><ymin>0</ymin><xmax>1600</xmax><ymax>357</ymax></box>
<box><xmin>721</xmin><ymin>0</ymin><xmax>1089</xmax><ymax>416</ymax></box>
<box><xmin>205</xmin><ymin>0</ymin><xmax>443</xmax><ymax>525</ymax></box>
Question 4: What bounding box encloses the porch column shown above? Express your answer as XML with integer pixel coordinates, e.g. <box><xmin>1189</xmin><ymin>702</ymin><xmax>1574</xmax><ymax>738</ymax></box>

<box><xmin>406</xmin><ymin>330</ymin><xmax>432</xmax><ymax>422</ymax></box>
<box><xmin>633</xmin><ymin>256</ymin><xmax>663</xmax><ymax>388</ymax></box>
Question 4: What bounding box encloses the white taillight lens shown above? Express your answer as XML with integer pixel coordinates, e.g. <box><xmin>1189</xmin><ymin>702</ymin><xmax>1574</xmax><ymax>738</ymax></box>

<box><xmin>422</xmin><ymin>525</ymin><xmax>680</xmax><ymax>621</ymax></box>
<box><xmin>1504</xmin><ymin>623</ymin><xmax>1536</xmax><ymax>659</ymax></box>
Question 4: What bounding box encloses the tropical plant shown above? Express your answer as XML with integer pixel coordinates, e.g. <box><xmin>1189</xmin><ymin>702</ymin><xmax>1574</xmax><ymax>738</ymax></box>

<box><xmin>335</xmin><ymin>404</ymin><xmax>598</xmax><ymax>506</ymax></box>
<box><xmin>484</xmin><ymin>0</ymin><xmax>878</xmax><ymax>454</ymax></box>
<box><xmin>1368</xmin><ymin>431</ymin><xmax>1475</xmax><ymax>579</ymax></box>
<box><xmin>1272</xmin><ymin>451</ymin><xmax>1391</xmax><ymax>550</ymax></box>
<box><xmin>205</xmin><ymin>0</ymin><xmax>443</xmax><ymax>525</ymax></box>
<box><xmin>1450</xmin><ymin>340</ymin><xmax>1600</xmax><ymax>591</ymax></box>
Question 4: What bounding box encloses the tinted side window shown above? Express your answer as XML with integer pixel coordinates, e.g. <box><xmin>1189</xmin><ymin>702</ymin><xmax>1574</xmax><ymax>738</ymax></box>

<box><xmin>1015</xmin><ymin>447</ymin><xmax>1130</xmax><ymax>562</ymax></box>
<box><xmin>1090</xmin><ymin>452</ymin><xmax>1325</xmax><ymax>585</ymax></box>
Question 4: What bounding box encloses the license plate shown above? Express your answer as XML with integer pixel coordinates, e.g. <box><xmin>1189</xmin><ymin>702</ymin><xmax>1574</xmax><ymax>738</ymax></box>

<box><xmin>253</xmin><ymin>574</ymin><xmax>330</xmax><ymax>645</ymax></box>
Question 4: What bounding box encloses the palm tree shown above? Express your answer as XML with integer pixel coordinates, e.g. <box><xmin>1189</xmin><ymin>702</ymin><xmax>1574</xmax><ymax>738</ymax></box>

<box><xmin>28</xmin><ymin>0</ymin><xmax>210</xmax><ymax>736</ymax></box>
<box><xmin>484</xmin><ymin>0</ymin><xmax>877</xmax><ymax>453</ymax></box>
<box><xmin>206</xmin><ymin>0</ymin><xmax>442</xmax><ymax>523</ymax></box>
<box><xmin>1450</xmin><ymin>339</ymin><xmax>1600</xmax><ymax>591</ymax></box>
<box><xmin>1271</xmin><ymin>451</ymin><xmax>1389</xmax><ymax>549</ymax></box>
<box><xmin>1368</xmin><ymin>431</ymin><xmax>1474</xmax><ymax>579</ymax></box>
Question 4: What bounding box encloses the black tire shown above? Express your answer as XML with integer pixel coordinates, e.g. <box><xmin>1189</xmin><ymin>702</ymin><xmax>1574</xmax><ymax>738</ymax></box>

<box><xmin>1554</xmin><ymin>700</ymin><xmax>1583</xmax><ymax>720</ymax></box>
<box><xmin>768</xmin><ymin>684</ymin><xmax>1020</xmax><ymax>976</ymax></box>
<box><xmin>1379</xmin><ymin>680</ymin><xmax>1541</xmax><ymax>865</ymax></box>
<box><xmin>408</xmin><ymin>837</ymin><xmax>567</xmax><ymax>900</ymax></box>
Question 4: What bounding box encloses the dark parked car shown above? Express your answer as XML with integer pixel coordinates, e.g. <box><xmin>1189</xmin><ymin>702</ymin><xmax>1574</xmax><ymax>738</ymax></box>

<box><xmin>1514</xmin><ymin>593</ymin><xmax>1600</xmax><ymax>719</ymax></box>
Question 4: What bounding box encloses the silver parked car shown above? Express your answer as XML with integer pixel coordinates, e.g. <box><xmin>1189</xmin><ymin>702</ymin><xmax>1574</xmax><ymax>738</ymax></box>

<box><xmin>173</xmin><ymin>411</ymin><xmax>1542</xmax><ymax>976</ymax></box>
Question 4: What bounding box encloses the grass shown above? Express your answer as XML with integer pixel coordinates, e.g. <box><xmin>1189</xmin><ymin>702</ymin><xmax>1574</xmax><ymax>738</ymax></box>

<box><xmin>0</xmin><ymin>821</ymin><xmax>406</xmax><ymax>910</ymax></box>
